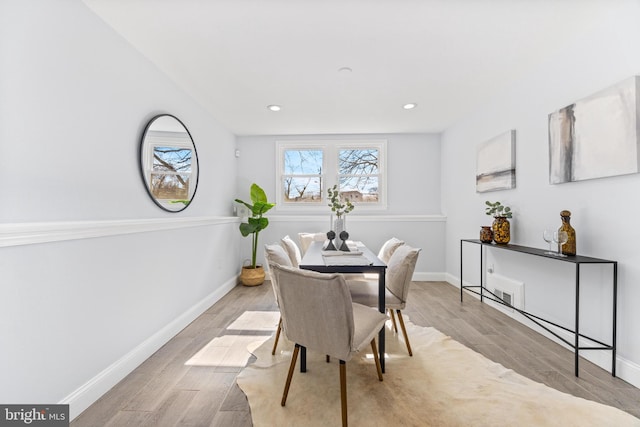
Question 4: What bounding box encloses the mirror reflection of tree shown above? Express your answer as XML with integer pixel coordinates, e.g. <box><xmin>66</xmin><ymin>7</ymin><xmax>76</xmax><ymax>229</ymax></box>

<box><xmin>151</xmin><ymin>146</ymin><xmax>192</xmax><ymax>200</ymax></box>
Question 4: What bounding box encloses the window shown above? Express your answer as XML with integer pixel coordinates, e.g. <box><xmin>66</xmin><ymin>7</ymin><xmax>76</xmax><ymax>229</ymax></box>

<box><xmin>282</xmin><ymin>148</ymin><xmax>324</xmax><ymax>203</ymax></box>
<box><xmin>276</xmin><ymin>140</ymin><xmax>386</xmax><ymax>210</ymax></box>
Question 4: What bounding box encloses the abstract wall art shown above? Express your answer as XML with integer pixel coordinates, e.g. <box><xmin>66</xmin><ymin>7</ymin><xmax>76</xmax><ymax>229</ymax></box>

<box><xmin>476</xmin><ymin>130</ymin><xmax>516</xmax><ymax>193</ymax></box>
<box><xmin>548</xmin><ymin>76</ymin><xmax>640</xmax><ymax>184</ymax></box>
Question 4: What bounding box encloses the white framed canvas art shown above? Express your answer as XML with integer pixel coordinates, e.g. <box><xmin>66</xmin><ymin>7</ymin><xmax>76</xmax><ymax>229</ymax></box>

<box><xmin>549</xmin><ymin>76</ymin><xmax>639</xmax><ymax>184</ymax></box>
<box><xmin>476</xmin><ymin>130</ymin><xmax>516</xmax><ymax>193</ymax></box>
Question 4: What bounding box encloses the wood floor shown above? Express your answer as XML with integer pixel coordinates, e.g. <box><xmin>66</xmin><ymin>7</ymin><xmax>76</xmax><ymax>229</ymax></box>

<box><xmin>71</xmin><ymin>281</ymin><xmax>640</xmax><ymax>426</ymax></box>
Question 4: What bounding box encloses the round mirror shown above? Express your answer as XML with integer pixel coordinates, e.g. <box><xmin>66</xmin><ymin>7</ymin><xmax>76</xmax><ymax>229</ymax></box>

<box><xmin>139</xmin><ymin>114</ymin><xmax>199</xmax><ymax>212</ymax></box>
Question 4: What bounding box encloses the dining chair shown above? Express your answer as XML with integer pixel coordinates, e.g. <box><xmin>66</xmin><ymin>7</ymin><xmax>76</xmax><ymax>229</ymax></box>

<box><xmin>350</xmin><ymin>237</ymin><xmax>405</xmax><ymax>281</ymax></box>
<box><xmin>347</xmin><ymin>244</ymin><xmax>421</xmax><ymax>356</ymax></box>
<box><xmin>271</xmin><ymin>263</ymin><xmax>387</xmax><ymax>427</ymax></box>
<box><xmin>280</xmin><ymin>235</ymin><xmax>302</xmax><ymax>267</ymax></box>
<box><xmin>264</xmin><ymin>243</ymin><xmax>294</xmax><ymax>355</ymax></box>
<box><xmin>377</xmin><ymin>237</ymin><xmax>405</xmax><ymax>263</ymax></box>
<box><xmin>297</xmin><ymin>232</ymin><xmax>326</xmax><ymax>256</ymax></box>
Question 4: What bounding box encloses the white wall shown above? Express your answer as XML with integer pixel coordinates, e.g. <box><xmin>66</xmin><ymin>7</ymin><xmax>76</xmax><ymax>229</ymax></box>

<box><xmin>0</xmin><ymin>0</ymin><xmax>240</xmax><ymax>418</ymax></box>
<box><xmin>236</xmin><ymin>133</ymin><xmax>445</xmax><ymax>279</ymax></box>
<box><xmin>442</xmin><ymin>2</ymin><xmax>640</xmax><ymax>386</ymax></box>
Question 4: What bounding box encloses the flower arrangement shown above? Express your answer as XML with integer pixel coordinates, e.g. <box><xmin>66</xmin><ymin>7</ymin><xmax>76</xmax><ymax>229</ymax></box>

<box><xmin>485</xmin><ymin>200</ymin><xmax>512</xmax><ymax>218</ymax></box>
<box><xmin>327</xmin><ymin>184</ymin><xmax>354</xmax><ymax>218</ymax></box>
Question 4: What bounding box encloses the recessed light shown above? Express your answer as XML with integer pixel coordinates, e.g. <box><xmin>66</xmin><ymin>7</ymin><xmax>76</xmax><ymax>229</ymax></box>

<box><xmin>338</xmin><ymin>67</ymin><xmax>353</xmax><ymax>73</ymax></box>
<box><xmin>267</xmin><ymin>105</ymin><xmax>281</xmax><ymax>112</ymax></box>
<box><xmin>403</xmin><ymin>103</ymin><xmax>417</xmax><ymax>110</ymax></box>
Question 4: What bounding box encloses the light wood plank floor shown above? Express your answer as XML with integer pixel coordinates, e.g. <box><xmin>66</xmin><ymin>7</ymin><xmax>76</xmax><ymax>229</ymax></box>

<box><xmin>71</xmin><ymin>281</ymin><xmax>640</xmax><ymax>426</ymax></box>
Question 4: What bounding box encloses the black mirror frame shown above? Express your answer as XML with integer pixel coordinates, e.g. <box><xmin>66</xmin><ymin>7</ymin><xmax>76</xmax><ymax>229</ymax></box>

<box><xmin>139</xmin><ymin>114</ymin><xmax>200</xmax><ymax>213</ymax></box>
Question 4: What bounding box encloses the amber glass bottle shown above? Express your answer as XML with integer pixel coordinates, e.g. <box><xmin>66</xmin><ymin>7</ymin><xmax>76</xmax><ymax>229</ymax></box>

<box><xmin>558</xmin><ymin>210</ymin><xmax>576</xmax><ymax>255</ymax></box>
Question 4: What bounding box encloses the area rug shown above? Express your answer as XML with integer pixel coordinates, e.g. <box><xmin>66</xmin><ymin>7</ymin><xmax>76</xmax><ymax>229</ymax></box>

<box><xmin>236</xmin><ymin>318</ymin><xmax>640</xmax><ymax>427</ymax></box>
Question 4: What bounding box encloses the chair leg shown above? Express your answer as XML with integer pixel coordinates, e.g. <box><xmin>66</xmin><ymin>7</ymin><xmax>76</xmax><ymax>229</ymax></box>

<box><xmin>388</xmin><ymin>308</ymin><xmax>398</xmax><ymax>333</ymax></box>
<box><xmin>396</xmin><ymin>310</ymin><xmax>413</xmax><ymax>356</ymax></box>
<box><xmin>339</xmin><ymin>360</ymin><xmax>347</xmax><ymax>427</ymax></box>
<box><xmin>272</xmin><ymin>317</ymin><xmax>282</xmax><ymax>355</ymax></box>
<box><xmin>326</xmin><ymin>355</ymin><xmax>331</xmax><ymax>363</ymax></box>
<box><xmin>370</xmin><ymin>339</ymin><xmax>383</xmax><ymax>381</ymax></box>
<box><xmin>281</xmin><ymin>344</ymin><xmax>300</xmax><ymax>406</ymax></box>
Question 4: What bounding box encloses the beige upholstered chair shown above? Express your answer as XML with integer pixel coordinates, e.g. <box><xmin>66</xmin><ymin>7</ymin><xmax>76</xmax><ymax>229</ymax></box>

<box><xmin>297</xmin><ymin>232</ymin><xmax>326</xmax><ymax>256</ymax></box>
<box><xmin>377</xmin><ymin>237</ymin><xmax>405</xmax><ymax>263</ymax></box>
<box><xmin>264</xmin><ymin>243</ymin><xmax>294</xmax><ymax>355</ymax></box>
<box><xmin>351</xmin><ymin>237</ymin><xmax>405</xmax><ymax>281</ymax></box>
<box><xmin>271</xmin><ymin>263</ymin><xmax>387</xmax><ymax>427</ymax></box>
<box><xmin>347</xmin><ymin>244</ymin><xmax>421</xmax><ymax>356</ymax></box>
<box><xmin>280</xmin><ymin>235</ymin><xmax>302</xmax><ymax>267</ymax></box>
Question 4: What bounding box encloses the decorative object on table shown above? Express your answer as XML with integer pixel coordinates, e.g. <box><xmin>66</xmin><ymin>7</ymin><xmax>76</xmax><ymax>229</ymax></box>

<box><xmin>324</xmin><ymin>231</ymin><xmax>337</xmax><ymax>251</ymax></box>
<box><xmin>476</xmin><ymin>130</ymin><xmax>516</xmax><ymax>193</ymax></box>
<box><xmin>338</xmin><ymin>231</ymin><xmax>350</xmax><ymax>251</ymax></box>
<box><xmin>234</xmin><ymin>183</ymin><xmax>275</xmax><ymax>286</ymax></box>
<box><xmin>479</xmin><ymin>226</ymin><xmax>493</xmax><ymax>243</ymax></box>
<box><xmin>549</xmin><ymin>75</ymin><xmax>639</xmax><ymax>185</ymax></box>
<box><xmin>558</xmin><ymin>210</ymin><xmax>576</xmax><ymax>255</ymax></box>
<box><xmin>485</xmin><ymin>200</ymin><xmax>512</xmax><ymax>244</ymax></box>
<box><xmin>542</xmin><ymin>229</ymin><xmax>555</xmax><ymax>254</ymax></box>
<box><xmin>327</xmin><ymin>184</ymin><xmax>354</xmax><ymax>238</ymax></box>
<box><xmin>553</xmin><ymin>230</ymin><xmax>569</xmax><ymax>257</ymax></box>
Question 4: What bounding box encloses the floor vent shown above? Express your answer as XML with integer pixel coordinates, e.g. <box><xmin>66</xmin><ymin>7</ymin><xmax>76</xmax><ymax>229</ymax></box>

<box><xmin>494</xmin><ymin>289</ymin><xmax>513</xmax><ymax>306</ymax></box>
<box><xmin>486</xmin><ymin>272</ymin><xmax>524</xmax><ymax>312</ymax></box>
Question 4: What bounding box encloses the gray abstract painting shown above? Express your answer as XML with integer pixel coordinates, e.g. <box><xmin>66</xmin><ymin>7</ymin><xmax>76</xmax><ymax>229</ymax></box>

<box><xmin>476</xmin><ymin>130</ymin><xmax>516</xmax><ymax>193</ymax></box>
<box><xmin>549</xmin><ymin>76</ymin><xmax>640</xmax><ymax>184</ymax></box>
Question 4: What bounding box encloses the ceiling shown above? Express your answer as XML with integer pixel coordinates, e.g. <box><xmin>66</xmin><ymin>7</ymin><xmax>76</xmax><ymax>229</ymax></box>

<box><xmin>83</xmin><ymin>0</ymin><xmax>611</xmax><ymax>136</ymax></box>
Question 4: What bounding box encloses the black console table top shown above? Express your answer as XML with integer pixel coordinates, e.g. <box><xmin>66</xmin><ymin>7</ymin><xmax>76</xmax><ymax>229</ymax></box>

<box><xmin>461</xmin><ymin>239</ymin><xmax>615</xmax><ymax>264</ymax></box>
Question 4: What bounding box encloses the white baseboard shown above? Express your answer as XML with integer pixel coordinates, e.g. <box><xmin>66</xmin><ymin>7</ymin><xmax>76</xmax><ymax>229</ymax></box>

<box><xmin>442</xmin><ymin>276</ymin><xmax>640</xmax><ymax>389</ymax></box>
<box><xmin>413</xmin><ymin>271</ymin><xmax>446</xmax><ymax>281</ymax></box>
<box><xmin>62</xmin><ymin>275</ymin><xmax>239</xmax><ymax>421</ymax></box>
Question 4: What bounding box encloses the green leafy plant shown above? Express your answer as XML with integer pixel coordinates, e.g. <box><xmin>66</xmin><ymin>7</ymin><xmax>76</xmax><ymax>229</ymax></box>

<box><xmin>235</xmin><ymin>183</ymin><xmax>275</xmax><ymax>269</ymax></box>
<box><xmin>485</xmin><ymin>200</ymin><xmax>512</xmax><ymax>218</ymax></box>
<box><xmin>327</xmin><ymin>184</ymin><xmax>354</xmax><ymax>218</ymax></box>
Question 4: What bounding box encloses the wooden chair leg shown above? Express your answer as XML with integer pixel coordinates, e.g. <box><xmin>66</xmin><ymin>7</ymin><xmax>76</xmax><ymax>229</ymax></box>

<box><xmin>272</xmin><ymin>317</ymin><xmax>282</xmax><ymax>355</ymax></box>
<box><xmin>370</xmin><ymin>339</ymin><xmax>383</xmax><ymax>381</ymax></box>
<box><xmin>339</xmin><ymin>360</ymin><xmax>348</xmax><ymax>427</ymax></box>
<box><xmin>388</xmin><ymin>308</ymin><xmax>398</xmax><ymax>333</ymax></box>
<box><xmin>281</xmin><ymin>344</ymin><xmax>300</xmax><ymax>406</ymax></box>
<box><xmin>396</xmin><ymin>310</ymin><xmax>413</xmax><ymax>356</ymax></box>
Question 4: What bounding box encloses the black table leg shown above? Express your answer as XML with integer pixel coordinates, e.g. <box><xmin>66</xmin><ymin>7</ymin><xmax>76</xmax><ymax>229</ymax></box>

<box><xmin>612</xmin><ymin>262</ymin><xmax>618</xmax><ymax>377</ymax></box>
<box><xmin>574</xmin><ymin>264</ymin><xmax>580</xmax><ymax>377</ymax></box>
<box><xmin>300</xmin><ymin>346</ymin><xmax>306</xmax><ymax>373</ymax></box>
<box><xmin>379</xmin><ymin>270</ymin><xmax>386</xmax><ymax>373</ymax></box>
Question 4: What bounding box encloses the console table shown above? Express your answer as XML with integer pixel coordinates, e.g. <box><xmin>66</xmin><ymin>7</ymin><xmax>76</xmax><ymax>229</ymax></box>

<box><xmin>460</xmin><ymin>239</ymin><xmax>617</xmax><ymax>377</ymax></box>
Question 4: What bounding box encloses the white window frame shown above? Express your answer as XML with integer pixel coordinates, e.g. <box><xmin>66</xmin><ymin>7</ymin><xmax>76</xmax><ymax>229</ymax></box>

<box><xmin>276</xmin><ymin>140</ymin><xmax>387</xmax><ymax>212</ymax></box>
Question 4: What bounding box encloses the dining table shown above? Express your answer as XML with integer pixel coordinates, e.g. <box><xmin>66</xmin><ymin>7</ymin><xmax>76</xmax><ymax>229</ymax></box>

<box><xmin>299</xmin><ymin>240</ymin><xmax>388</xmax><ymax>372</ymax></box>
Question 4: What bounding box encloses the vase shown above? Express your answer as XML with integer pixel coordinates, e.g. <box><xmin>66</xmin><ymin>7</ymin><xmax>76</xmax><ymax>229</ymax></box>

<box><xmin>480</xmin><ymin>226</ymin><xmax>493</xmax><ymax>243</ymax></box>
<box><xmin>558</xmin><ymin>210</ymin><xmax>576</xmax><ymax>255</ymax></box>
<box><xmin>331</xmin><ymin>214</ymin><xmax>346</xmax><ymax>238</ymax></box>
<box><xmin>331</xmin><ymin>214</ymin><xmax>347</xmax><ymax>248</ymax></box>
<box><xmin>492</xmin><ymin>216</ymin><xmax>510</xmax><ymax>244</ymax></box>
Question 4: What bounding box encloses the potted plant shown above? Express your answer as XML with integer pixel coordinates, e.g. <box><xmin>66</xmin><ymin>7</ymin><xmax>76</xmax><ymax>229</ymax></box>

<box><xmin>235</xmin><ymin>183</ymin><xmax>275</xmax><ymax>286</ymax></box>
<box><xmin>327</xmin><ymin>184</ymin><xmax>354</xmax><ymax>237</ymax></box>
<box><xmin>485</xmin><ymin>200</ymin><xmax>512</xmax><ymax>244</ymax></box>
